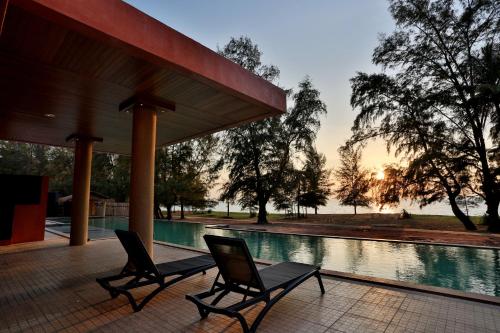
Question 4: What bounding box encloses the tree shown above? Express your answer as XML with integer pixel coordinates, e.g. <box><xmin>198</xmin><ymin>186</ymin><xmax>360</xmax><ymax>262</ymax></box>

<box><xmin>299</xmin><ymin>147</ymin><xmax>332</xmax><ymax>215</ymax></box>
<box><xmin>350</xmin><ymin>73</ymin><xmax>478</xmax><ymax>229</ymax></box>
<box><xmin>155</xmin><ymin>143</ymin><xmax>190</xmax><ymax>220</ymax></box>
<box><xmin>0</xmin><ymin>141</ymin><xmax>130</xmax><ymax>201</ymax></box>
<box><xmin>0</xmin><ymin>141</ymin><xmax>48</xmax><ymax>175</ymax></box>
<box><xmin>476</xmin><ymin>43</ymin><xmax>500</xmax><ymax>143</ymax></box>
<box><xmin>155</xmin><ymin>136</ymin><xmax>221</xmax><ymax>220</ymax></box>
<box><xmin>220</xmin><ymin>37</ymin><xmax>326</xmax><ymax>224</ymax></box>
<box><xmin>271</xmin><ymin>163</ymin><xmax>299</xmax><ymax>216</ymax></box>
<box><xmin>90</xmin><ymin>153</ymin><xmax>131</xmax><ymax>202</ymax></box>
<box><xmin>350</xmin><ymin>0</ymin><xmax>500</xmax><ymax>230</ymax></box>
<box><xmin>91</xmin><ymin>153</ymin><xmax>115</xmax><ymax>196</ymax></box>
<box><xmin>178</xmin><ymin>136</ymin><xmax>222</xmax><ymax>218</ymax></box>
<box><xmin>334</xmin><ymin>145</ymin><xmax>371</xmax><ymax>214</ymax></box>
<box><xmin>46</xmin><ymin>147</ymin><xmax>74</xmax><ymax>194</ymax></box>
<box><xmin>108</xmin><ymin>155</ymin><xmax>130</xmax><ymax>202</ymax></box>
<box><xmin>0</xmin><ymin>141</ymin><xmax>74</xmax><ymax>194</ymax></box>
<box><xmin>370</xmin><ymin>164</ymin><xmax>406</xmax><ymax>210</ymax></box>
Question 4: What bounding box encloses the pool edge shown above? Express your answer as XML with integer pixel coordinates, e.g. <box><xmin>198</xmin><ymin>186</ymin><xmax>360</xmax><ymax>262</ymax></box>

<box><xmin>210</xmin><ymin>224</ymin><xmax>500</xmax><ymax>250</ymax></box>
<box><xmin>154</xmin><ymin>239</ymin><xmax>500</xmax><ymax>306</ymax></box>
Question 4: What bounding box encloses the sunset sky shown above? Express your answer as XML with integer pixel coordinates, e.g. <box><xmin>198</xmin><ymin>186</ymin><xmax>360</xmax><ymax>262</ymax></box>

<box><xmin>125</xmin><ymin>0</ymin><xmax>399</xmax><ymax>170</ymax></box>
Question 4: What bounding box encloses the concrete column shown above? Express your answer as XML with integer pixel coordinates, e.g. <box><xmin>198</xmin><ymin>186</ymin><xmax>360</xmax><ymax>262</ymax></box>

<box><xmin>129</xmin><ymin>105</ymin><xmax>157</xmax><ymax>255</ymax></box>
<box><xmin>70</xmin><ymin>138</ymin><xmax>93</xmax><ymax>246</ymax></box>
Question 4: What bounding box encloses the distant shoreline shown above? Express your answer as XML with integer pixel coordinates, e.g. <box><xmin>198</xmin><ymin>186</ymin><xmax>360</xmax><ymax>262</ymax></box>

<box><xmin>158</xmin><ymin>213</ymin><xmax>500</xmax><ymax>247</ymax></box>
<box><xmin>208</xmin><ymin>198</ymin><xmax>490</xmax><ymax>216</ymax></box>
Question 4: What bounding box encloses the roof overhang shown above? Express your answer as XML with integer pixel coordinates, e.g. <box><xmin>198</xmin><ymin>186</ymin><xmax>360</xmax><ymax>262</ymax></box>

<box><xmin>0</xmin><ymin>0</ymin><xmax>286</xmax><ymax>154</ymax></box>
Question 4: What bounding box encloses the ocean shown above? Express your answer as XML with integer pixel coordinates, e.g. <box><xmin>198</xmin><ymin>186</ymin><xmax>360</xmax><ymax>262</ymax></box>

<box><xmin>212</xmin><ymin>198</ymin><xmax>490</xmax><ymax>216</ymax></box>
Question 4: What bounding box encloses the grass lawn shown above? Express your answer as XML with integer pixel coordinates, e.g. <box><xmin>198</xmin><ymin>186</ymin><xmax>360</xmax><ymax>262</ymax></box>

<box><xmin>190</xmin><ymin>210</ymin><xmax>285</xmax><ymax>220</ymax></box>
<box><xmin>411</xmin><ymin>214</ymin><xmax>484</xmax><ymax>225</ymax></box>
<box><xmin>187</xmin><ymin>211</ymin><xmax>487</xmax><ymax>232</ymax></box>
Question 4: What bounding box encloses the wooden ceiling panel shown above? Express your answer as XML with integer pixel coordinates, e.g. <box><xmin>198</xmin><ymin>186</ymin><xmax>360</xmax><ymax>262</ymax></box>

<box><xmin>0</xmin><ymin>1</ymin><xmax>285</xmax><ymax>154</ymax></box>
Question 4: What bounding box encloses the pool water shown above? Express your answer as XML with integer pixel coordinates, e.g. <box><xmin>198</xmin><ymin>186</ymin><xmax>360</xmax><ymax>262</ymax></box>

<box><xmin>79</xmin><ymin>217</ymin><xmax>500</xmax><ymax>297</ymax></box>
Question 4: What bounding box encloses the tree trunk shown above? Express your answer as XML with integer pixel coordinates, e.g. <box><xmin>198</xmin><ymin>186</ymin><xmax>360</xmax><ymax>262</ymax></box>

<box><xmin>227</xmin><ymin>201</ymin><xmax>230</xmax><ymax>217</ymax></box>
<box><xmin>449</xmin><ymin>197</ymin><xmax>477</xmax><ymax>231</ymax></box>
<box><xmin>154</xmin><ymin>200</ymin><xmax>164</xmax><ymax>219</ymax></box>
<box><xmin>180</xmin><ymin>200</ymin><xmax>185</xmax><ymax>219</ymax></box>
<box><xmin>297</xmin><ymin>193</ymin><xmax>301</xmax><ymax>219</ymax></box>
<box><xmin>486</xmin><ymin>199</ymin><xmax>500</xmax><ymax>232</ymax></box>
<box><xmin>257</xmin><ymin>198</ymin><xmax>268</xmax><ymax>224</ymax></box>
<box><xmin>475</xmin><ymin>133</ymin><xmax>500</xmax><ymax>231</ymax></box>
<box><xmin>315</xmin><ymin>207</ymin><xmax>318</xmax><ymax>215</ymax></box>
<box><xmin>166</xmin><ymin>205</ymin><xmax>173</xmax><ymax>221</ymax></box>
<box><xmin>354</xmin><ymin>204</ymin><xmax>357</xmax><ymax>215</ymax></box>
<box><xmin>464</xmin><ymin>197</ymin><xmax>469</xmax><ymax>216</ymax></box>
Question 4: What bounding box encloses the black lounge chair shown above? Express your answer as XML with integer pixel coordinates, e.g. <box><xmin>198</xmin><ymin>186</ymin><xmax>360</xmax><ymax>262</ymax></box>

<box><xmin>96</xmin><ymin>229</ymin><xmax>216</xmax><ymax>312</ymax></box>
<box><xmin>186</xmin><ymin>235</ymin><xmax>325</xmax><ymax>333</ymax></box>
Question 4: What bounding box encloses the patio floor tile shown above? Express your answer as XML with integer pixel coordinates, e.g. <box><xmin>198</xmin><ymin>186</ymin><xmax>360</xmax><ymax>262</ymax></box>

<box><xmin>0</xmin><ymin>236</ymin><xmax>499</xmax><ymax>332</ymax></box>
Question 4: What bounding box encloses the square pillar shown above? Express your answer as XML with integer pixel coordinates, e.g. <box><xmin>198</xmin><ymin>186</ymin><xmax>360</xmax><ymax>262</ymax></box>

<box><xmin>128</xmin><ymin>105</ymin><xmax>157</xmax><ymax>255</ymax></box>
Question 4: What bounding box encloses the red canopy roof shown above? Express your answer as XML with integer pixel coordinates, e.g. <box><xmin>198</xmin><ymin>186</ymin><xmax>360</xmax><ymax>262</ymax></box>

<box><xmin>0</xmin><ymin>0</ymin><xmax>286</xmax><ymax>154</ymax></box>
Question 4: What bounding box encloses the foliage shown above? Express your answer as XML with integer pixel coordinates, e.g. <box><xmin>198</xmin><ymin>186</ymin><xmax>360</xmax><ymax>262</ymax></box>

<box><xmin>370</xmin><ymin>164</ymin><xmax>406</xmax><ymax>210</ymax></box>
<box><xmin>219</xmin><ymin>36</ymin><xmax>327</xmax><ymax>224</ymax></box>
<box><xmin>46</xmin><ymin>147</ymin><xmax>75</xmax><ymax>194</ymax></box>
<box><xmin>218</xmin><ymin>36</ymin><xmax>280</xmax><ymax>81</ymax></box>
<box><xmin>350</xmin><ymin>0</ymin><xmax>500</xmax><ymax>230</ymax></box>
<box><xmin>155</xmin><ymin>136</ymin><xmax>222</xmax><ymax>220</ymax></box>
<box><xmin>0</xmin><ymin>141</ymin><xmax>74</xmax><ymax>194</ymax></box>
<box><xmin>91</xmin><ymin>153</ymin><xmax>116</xmax><ymax>197</ymax></box>
<box><xmin>272</xmin><ymin>163</ymin><xmax>299</xmax><ymax>215</ymax></box>
<box><xmin>298</xmin><ymin>147</ymin><xmax>332</xmax><ymax>215</ymax></box>
<box><xmin>108</xmin><ymin>156</ymin><xmax>131</xmax><ymax>202</ymax></box>
<box><xmin>0</xmin><ymin>141</ymin><xmax>130</xmax><ymax>200</ymax></box>
<box><xmin>90</xmin><ymin>153</ymin><xmax>132</xmax><ymax>201</ymax></box>
<box><xmin>334</xmin><ymin>145</ymin><xmax>371</xmax><ymax>214</ymax></box>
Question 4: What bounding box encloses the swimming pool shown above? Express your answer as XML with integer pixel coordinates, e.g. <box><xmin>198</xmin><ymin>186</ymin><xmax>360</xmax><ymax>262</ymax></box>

<box><xmin>52</xmin><ymin>217</ymin><xmax>500</xmax><ymax>297</ymax></box>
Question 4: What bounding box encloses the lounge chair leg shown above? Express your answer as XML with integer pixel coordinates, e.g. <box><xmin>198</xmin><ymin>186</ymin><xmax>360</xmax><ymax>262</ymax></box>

<box><xmin>234</xmin><ymin>313</ymin><xmax>250</xmax><ymax>333</ymax></box>
<box><xmin>196</xmin><ymin>304</ymin><xmax>209</xmax><ymax>319</ymax></box>
<box><xmin>211</xmin><ymin>289</ymin><xmax>230</xmax><ymax>306</ymax></box>
<box><xmin>122</xmin><ymin>291</ymin><xmax>140</xmax><ymax>312</ymax></box>
<box><xmin>315</xmin><ymin>271</ymin><xmax>325</xmax><ymax>294</ymax></box>
<box><xmin>209</xmin><ymin>272</ymin><xmax>221</xmax><ymax>294</ymax></box>
<box><xmin>134</xmin><ymin>284</ymin><xmax>167</xmax><ymax>312</ymax></box>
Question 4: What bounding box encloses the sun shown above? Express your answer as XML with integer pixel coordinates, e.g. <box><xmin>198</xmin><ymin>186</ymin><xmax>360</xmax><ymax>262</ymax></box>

<box><xmin>376</xmin><ymin>169</ymin><xmax>385</xmax><ymax>180</ymax></box>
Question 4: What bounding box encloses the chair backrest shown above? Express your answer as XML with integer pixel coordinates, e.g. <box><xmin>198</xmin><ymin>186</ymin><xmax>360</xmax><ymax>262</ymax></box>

<box><xmin>115</xmin><ymin>229</ymin><xmax>160</xmax><ymax>277</ymax></box>
<box><xmin>203</xmin><ymin>235</ymin><xmax>265</xmax><ymax>291</ymax></box>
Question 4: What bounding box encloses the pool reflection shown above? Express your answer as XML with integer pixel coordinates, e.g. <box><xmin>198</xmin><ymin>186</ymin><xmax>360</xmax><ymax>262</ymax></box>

<box><xmin>90</xmin><ymin>218</ymin><xmax>500</xmax><ymax>297</ymax></box>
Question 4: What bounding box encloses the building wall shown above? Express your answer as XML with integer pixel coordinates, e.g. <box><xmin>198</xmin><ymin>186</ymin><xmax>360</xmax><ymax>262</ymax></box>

<box><xmin>0</xmin><ymin>175</ymin><xmax>48</xmax><ymax>245</ymax></box>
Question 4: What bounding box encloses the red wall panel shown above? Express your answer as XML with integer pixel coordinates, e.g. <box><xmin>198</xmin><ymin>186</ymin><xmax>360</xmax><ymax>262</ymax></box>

<box><xmin>0</xmin><ymin>176</ymin><xmax>48</xmax><ymax>245</ymax></box>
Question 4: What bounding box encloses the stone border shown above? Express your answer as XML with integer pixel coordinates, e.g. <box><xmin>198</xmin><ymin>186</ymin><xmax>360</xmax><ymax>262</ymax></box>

<box><xmin>154</xmin><ymin>239</ymin><xmax>500</xmax><ymax>306</ymax></box>
<box><xmin>45</xmin><ymin>228</ymin><xmax>116</xmax><ymax>241</ymax></box>
<box><xmin>45</xmin><ymin>228</ymin><xmax>69</xmax><ymax>238</ymax></box>
<box><xmin>212</xmin><ymin>224</ymin><xmax>500</xmax><ymax>250</ymax></box>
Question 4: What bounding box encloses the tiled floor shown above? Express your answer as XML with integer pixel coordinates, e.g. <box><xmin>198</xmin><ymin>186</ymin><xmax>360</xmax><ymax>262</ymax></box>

<box><xmin>0</xmin><ymin>236</ymin><xmax>499</xmax><ymax>333</ymax></box>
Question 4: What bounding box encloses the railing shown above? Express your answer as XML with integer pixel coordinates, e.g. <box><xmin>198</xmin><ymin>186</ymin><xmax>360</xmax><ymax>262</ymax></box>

<box><xmin>94</xmin><ymin>202</ymin><xmax>129</xmax><ymax>217</ymax></box>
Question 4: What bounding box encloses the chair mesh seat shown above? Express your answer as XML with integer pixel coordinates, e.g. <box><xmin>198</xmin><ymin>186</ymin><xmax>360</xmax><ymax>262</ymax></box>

<box><xmin>156</xmin><ymin>255</ymin><xmax>214</xmax><ymax>276</ymax></box>
<box><xmin>259</xmin><ymin>262</ymin><xmax>321</xmax><ymax>291</ymax></box>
